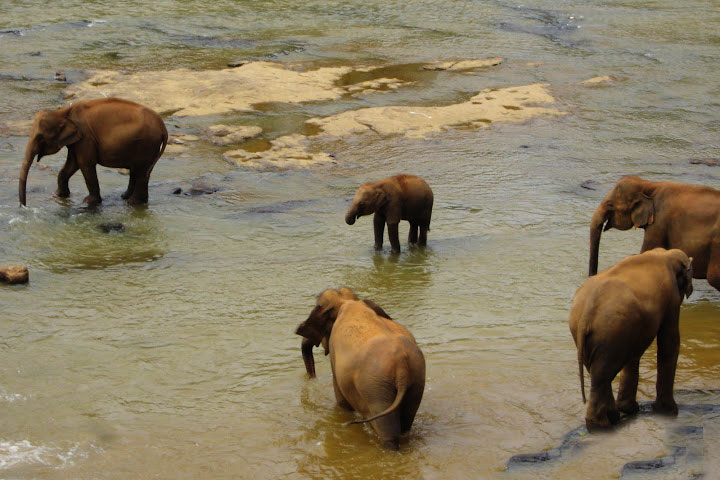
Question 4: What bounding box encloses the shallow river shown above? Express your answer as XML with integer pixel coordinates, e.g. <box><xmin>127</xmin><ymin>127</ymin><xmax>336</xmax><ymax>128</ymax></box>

<box><xmin>1</xmin><ymin>1</ymin><xmax>720</xmax><ymax>478</ymax></box>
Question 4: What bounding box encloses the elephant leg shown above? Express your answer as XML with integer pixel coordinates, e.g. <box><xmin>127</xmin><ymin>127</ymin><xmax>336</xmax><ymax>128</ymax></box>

<box><xmin>640</xmin><ymin>229</ymin><xmax>666</xmax><ymax>252</ymax></box>
<box><xmin>333</xmin><ymin>376</ymin><xmax>353</xmax><ymax>411</ymax></box>
<box><xmin>399</xmin><ymin>383</ymin><xmax>424</xmax><ymax>433</ymax></box>
<box><xmin>127</xmin><ymin>169</ymin><xmax>150</xmax><ymax>205</ymax></box>
<box><xmin>654</xmin><ymin>313</ymin><xmax>680</xmax><ymax>415</ymax></box>
<box><xmin>586</xmin><ymin>375</ymin><xmax>619</xmax><ymax>430</ymax></box>
<box><xmin>373</xmin><ymin>213</ymin><xmax>385</xmax><ymax>250</ymax></box>
<box><xmin>55</xmin><ymin>151</ymin><xmax>78</xmax><ymax>198</ymax></box>
<box><xmin>408</xmin><ymin>222</ymin><xmax>419</xmax><ymax>244</ymax></box>
<box><xmin>616</xmin><ymin>356</ymin><xmax>641</xmax><ymax>415</ymax></box>
<box><xmin>706</xmin><ymin>243</ymin><xmax>720</xmax><ymax>292</ymax></box>
<box><xmin>369</xmin><ymin>407</ymin><xmax>401</xmax><ymax>450</ymax></box>
<box><xmin>79</xmin><ymin>162</ymin><xmax>102</xmax><ymax>206</ymax></box>
<box><xmin>387</xmin><ymin>223</ymin><xmax>400</xmax><ymax>254</ymax></box>
<box><xmin>121</xmin><ymin>170</ymin><xmax>137</xmax><ymax>200</ymax></box>
<box><xmin>418</xmin><ymin>224</ymin><xmax>429</xmax><ymax>247</ymax></box>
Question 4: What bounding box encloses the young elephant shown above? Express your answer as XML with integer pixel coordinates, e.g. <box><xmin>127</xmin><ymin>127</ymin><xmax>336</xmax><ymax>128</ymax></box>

<box><xmin>345</xmin><ymin>174</ymin><xmax>433</xmax><ymax>254</ymax></box>
<box><xmin>296</xmin><ymin>288</ymin><xmax>426</xmax><ymax>450</ymax></box>
<box><xmin>570</xmin><ymin>248</ymin><xmax>693</xmax><ymax>430</ymax></box>
<box><xmin>20</xmin><ymin>97</ymin><xmax>167</xmax><ymax>206</ymax></box>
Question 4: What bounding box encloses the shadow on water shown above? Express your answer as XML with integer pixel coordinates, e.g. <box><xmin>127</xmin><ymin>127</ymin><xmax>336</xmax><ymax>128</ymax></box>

<box><xmin>26</xmin><ymin>205</ymin><xmax>167</xmax><ymax>272</ymax></box>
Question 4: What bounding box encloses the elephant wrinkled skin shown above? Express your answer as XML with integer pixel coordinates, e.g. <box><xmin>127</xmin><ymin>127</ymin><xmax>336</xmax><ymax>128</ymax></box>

<box><xmin>589</xmin><ymin>175</ymin><xmax>720</xmax><ymax>291</ymax></box>
<box><xmin>295</xmin><ymin>288</ymin><xmax>425</xmax><ymax>450</ymax></box>
<box><xmin>345</xmin><ymin>174</ymin><xmax>433</xmax><ymax>254</ymax></box>
<box><xmin>20</xmin><ymin>97</ymin><xmax>167</xmax><ymax>207</ymax></box>
<box><xmin>570</xmin><ymin>248</ymin><xmax>693</xmax><ymax>430</ymax></box>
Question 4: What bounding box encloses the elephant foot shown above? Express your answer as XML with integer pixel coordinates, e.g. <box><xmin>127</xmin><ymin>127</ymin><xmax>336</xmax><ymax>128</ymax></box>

<box><xmin>121</xmin><ymin>191</ymin><xmax>131</xmax><ymax>200</ymax></box>
<box><xmin>53</xmin><ymin>190</ymin><xmax>70</xmax><ymax>198</ymax></box>
<box><xmin>126</xmin><ymin>196</ymin><xmax>148</xmax><ymax>206</ymax></box>
<box><xmin>617</xmin><ymin>400</ymin><xmax>640</xmax><ymax>415</ymax></box>
<box><xmin>374</xmin><ymin>244</ymin><xmax>383</xmax><ymax>251</ymax></box>
<box><xmin>390</xmin><ymin>247</ymin><xmax>401</xmax><ymax>255</ymax></box>
<box><xmin>585</xmin><ymin>417</ymin><xmax>613</xmax><ymax>432</ymax></box>
<box><xmin>381</xmin><ymin>438</ymin><xmax>400</xmax><ymax>451</ymax></box>
<box><xmin>83</xmin><ymin>195</ymin><xmax>102</xmax><ymax>206</ymax></box>
<box><xmin>652</xmin><ymin>398</ymin><xmax>678</xmax><ymax>416</ymax></box>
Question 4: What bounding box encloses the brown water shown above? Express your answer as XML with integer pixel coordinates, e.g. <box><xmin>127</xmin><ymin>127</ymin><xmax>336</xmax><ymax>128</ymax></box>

<box><xmin>1</xmin><ymin>1</ymin><xmax>719</xmax><ymax>478</ymax></box>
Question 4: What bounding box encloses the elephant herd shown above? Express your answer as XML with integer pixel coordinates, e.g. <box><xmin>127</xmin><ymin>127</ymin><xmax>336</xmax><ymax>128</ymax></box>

<box><xmin>15</xmin><ymin>97</ymin><xmax>720</xmax><ymax>449</ymax></box>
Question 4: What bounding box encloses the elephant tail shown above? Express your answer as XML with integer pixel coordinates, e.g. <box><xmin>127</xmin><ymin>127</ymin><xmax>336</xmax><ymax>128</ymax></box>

<box><xmin>578</xmin><ymin>327</ymin><xmax>587</xmax><ymax>404</ymax></box>
<box><xmin>344</xmin><ymin>369</ymin><xmax>408</xmax><ymax>426</ymax></box>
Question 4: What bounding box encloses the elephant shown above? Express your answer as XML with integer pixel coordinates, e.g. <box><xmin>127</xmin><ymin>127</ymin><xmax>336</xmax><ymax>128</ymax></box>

<box><xmin>295</xmin><ymin>288</ymin><xmax>426</xmax><ymax>450</ymax></box>
<box><xmin>589</xmin><ymin>175</ymin><xmax>720</xmax><ymax>291</ymax></box>
<box><xmin>19</xmin><ymin>97</ymin><xmax>167</xmax><ymax>207</ymax></box>
<box><xmin>345</xmin><ymin>174</ymin><xmax>433</xmax><ymax>254</ymax></box>
<box><xmin>570</xmin><ymin>248</ymin><xmax>693</xmax><ymax>430</ymax></box>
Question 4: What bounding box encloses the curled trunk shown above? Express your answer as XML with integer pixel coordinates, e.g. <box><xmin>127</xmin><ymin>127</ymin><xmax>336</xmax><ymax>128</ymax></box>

<box><xmin>345</xmin><ymin>205</ymin><xmax>357</xmax><ymax>225</ymax></box>
<box><xmin>589</xmin><ymin>203</ymin><xmax>609</xmax><ymax>276</ymax></box>
<box><xmin>19</xmin><ymin>141</ymin><xmax>37</xmax><ymax>206</ymax></box>
<box><xmin>301</xmin><ymin>337</ymin><xmax>316</xmax><ymax>378</ymax></box>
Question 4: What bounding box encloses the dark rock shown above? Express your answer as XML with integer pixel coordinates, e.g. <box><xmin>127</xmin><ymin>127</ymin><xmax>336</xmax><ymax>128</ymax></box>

<box><xmin>580</xmin><ymin>180</ymin><xmax>597</xmax><ymax>190</ymax></box>
<box><xmin>28</xmin><ymin>51</ymin><xmax>41</xmax><ymax>56</ymax></box>
<box><xmin>227</xmin><ymin>60</ymin><xmax>248</xmax><ymax>68</ymax></box>
<box><xmin>689</xmin><ymin>158</ymin><xmax>720</xmax><ymax>167</ymax></box>
<box><xmin>98</xmin><ymin>222</ymin><xmax>125</xmax><ymax>233</ymax></box>
<box><xmin>172</xmin><ymin>187</ymin><xmax>182</xmax><ymax>195</ymax></box>
<box><xmin>0</xmin><ymin>265</ymin><xmax>29</xmax><ymax>284</ymax></box>
<box><xmin>54</xmin><ymin>71</ymin><xmax>67</xmax><ymax>82</ymax></box>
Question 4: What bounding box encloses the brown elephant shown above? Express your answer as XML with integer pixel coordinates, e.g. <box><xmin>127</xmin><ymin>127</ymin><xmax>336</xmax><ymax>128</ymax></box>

<box><xmin>20</xmin><ymin>97</ymin><xmax>167</xmax><ymax>207</ymax></box>
<box><xmin>295</xmin><ymin>288</ymin><xmax>426</xmax><ymax>450</ymax></box>
<box><xmin>589</xmin><ymin>175</ymin><xmax>720</xmax><ymax>290</ymax></box>
<box><xmin>570</xmin><ymin>248</ymin><xmax>693</xmax><ymax>430</ymax></box>
<box><xmin>345</xmin><ymin>174</ymin><xmax>433</xmax><ymax>254</ymax></box>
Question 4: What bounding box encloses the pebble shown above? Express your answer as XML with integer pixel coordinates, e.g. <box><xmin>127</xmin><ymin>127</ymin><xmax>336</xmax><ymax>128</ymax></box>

<box><xmin>0</xmin><ymin>265</ymin><xmax>29</xmax><ymax>284</ymax></box>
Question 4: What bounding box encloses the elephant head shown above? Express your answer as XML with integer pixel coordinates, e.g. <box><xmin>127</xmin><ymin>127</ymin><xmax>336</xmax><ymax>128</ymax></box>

<box><xmin>19</xmin><ymin>106</ymin><xmax>82</xmax><ymax>206</ymax></box>
<box><xmin>345</xmin><ymin>183</ymin><xmax>387</xmax><ymax>225</ymax></box>
<box><xmin>295</xmin><ymin>288</ymin><xmax>392</xmax><ymax>378</ymax></box>
<box><xmin>589</xmin><ymin>176</ymin><xmax>655</xmax><ymax>275</ymax></box>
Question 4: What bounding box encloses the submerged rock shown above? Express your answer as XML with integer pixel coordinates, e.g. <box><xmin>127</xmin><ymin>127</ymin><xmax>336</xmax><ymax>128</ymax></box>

<box><xmin>206</xmin><ymin>124</ymin><xmax>262</xmax><ymax>146</ymax></box>
<box><xmin>0</xmin><ymin>265</ymin><xmax>29</xmax><ymax>284</ymax></box>
<box><xmin>689</xmin><ymin>157</ymin><xmax>720</xmax><ymax>167</ymax></box>
<box><xmin>98</xmin><ymin>222</ymin><xmax>125</xmax><ymax>233</ymax></box>
<box><xmin>422</xmin><ymin>58</ymin><xmax>504</xmax><ymax>71</ymax></box>
<box><xmin>189</xmin><ymin>180</ymin><xmax>221</xmax><ymax>195</ymax></box>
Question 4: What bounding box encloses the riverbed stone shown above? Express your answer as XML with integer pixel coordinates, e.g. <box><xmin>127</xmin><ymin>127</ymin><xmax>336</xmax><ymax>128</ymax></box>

<box><xmin>307</xmin><ymin>83</ymin><xmax>564</xmax><ymax>138</ymax></box>
<box><xmin>422</xmin><ymin>58</ymin><xmax>504</xmax><ymax>71</ymax></box>
<box><xmin>0</xmin><ymin>265</ymin><xmax>29</xmax><ymax>284</ymax></box>
<box><xmin>206</xmin><ymin>124</ymin><xmax>262</xmax><ymax>146</ymax></box>
<box><xmin>64</xmin><ymin>61</ymin><xmax>354</xmax><ymax>116</ymax></box>
<box><xmin>223</xmin><ymin>134</ymin><xmax>335</xmax><ymax>169</ymax></box>
<box><xmin>344</xmin><ymin>78</ymin><xmax>411</xmax><ymax>95</ymax></box>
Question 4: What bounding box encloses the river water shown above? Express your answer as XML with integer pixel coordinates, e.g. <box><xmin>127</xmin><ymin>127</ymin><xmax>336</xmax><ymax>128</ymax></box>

<box><xmin>1</xmin><ymin>1</ymin><xmax>719</xmax><ymax>478</ymax></box>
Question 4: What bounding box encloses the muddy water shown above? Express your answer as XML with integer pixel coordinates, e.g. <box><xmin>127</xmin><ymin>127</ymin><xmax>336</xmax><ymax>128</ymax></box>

<box><xmin>1</xmin><ymin>1</ymin><xmax>720</xmax><ymax>478</ymax></box>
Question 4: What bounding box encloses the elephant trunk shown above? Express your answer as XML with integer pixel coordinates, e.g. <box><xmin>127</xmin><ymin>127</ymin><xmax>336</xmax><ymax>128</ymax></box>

<box><xmin>19</xmin><ymin>140</ymin><xmax>37</xmax><ymax>206</ymax></box>
<box><xmin>589</xmin><ymin>203</ymin><xmax>609</xmax><ymax>276</ymax></box>
<box><xmin>345</xmin><ymin>205</ymin><xmax>357</xmax><ymax>225</ymax></box>
<box><xmin>301</xmin><ymin>337</ymin><xmax>316</xmax><ymax>378</ymax></box>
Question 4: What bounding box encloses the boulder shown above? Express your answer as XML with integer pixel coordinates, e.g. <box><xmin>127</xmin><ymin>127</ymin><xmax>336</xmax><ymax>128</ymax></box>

<box><xmin>0</xmin><ymin>265</ymin><xmax>29</xmax><ymax>284</ymax></box>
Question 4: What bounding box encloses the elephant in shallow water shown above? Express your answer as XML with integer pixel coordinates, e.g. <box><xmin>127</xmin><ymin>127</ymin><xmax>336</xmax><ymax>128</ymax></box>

<box><xmin>345</xmin><ymin>174</ymin><xmax>433</xmax><ymax>254</ymax></box>
<box><xmin>589</xmin><ymin>175</ymin><xmax>720</xmax><ymax>291</ymax></box>
<box><xmin>20</xmin><ymin>97</ymin><xmax>167</xmax><ymax>206</ymax></box>
<box><xmin>570</xmin><ymin>248</ymin><xmax>693</xmax><ymax>430</ymax></box>
<box><xmin>296</xmin><ymin>288</ymin><xmax>425</xmax><ymax>450</ymax></box>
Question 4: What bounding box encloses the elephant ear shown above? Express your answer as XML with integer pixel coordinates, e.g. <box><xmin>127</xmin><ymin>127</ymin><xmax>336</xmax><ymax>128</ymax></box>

<box><xmin>631</xmin><ymin>194</ymin><xmax>654</xmax><ymax>228</ymax></box>
<box><xmin>363</xmin><ymin>299</ymin><xmax>392</xmax><ymax>320</ymax></box>
<box><xmin>295</xmin><ymin>305</ymin><xmax>328</xmax><ymax>347</ymax></box>
<box><xmin>56</xmin><ymin>117</ymin><xmax>82</xmax><ymax>146</ymax></box>
<box><xmin>677</xmin><ymin>257</ymin><xmax>694</xmax><ymax>299</ymax></box>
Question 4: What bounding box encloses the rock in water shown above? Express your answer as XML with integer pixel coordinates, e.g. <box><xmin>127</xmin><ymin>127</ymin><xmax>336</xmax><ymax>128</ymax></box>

<box><xmin>0</xmin><ymin>265</ymin><xmax>29</xmax><ymax>284</ymax></box>
<box><xmin>98</xmin><ymin>222</ymin><xmax>125</xmax><ymax>233</ymax></box>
